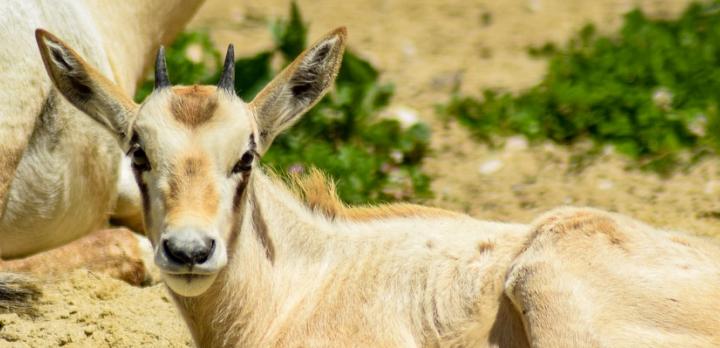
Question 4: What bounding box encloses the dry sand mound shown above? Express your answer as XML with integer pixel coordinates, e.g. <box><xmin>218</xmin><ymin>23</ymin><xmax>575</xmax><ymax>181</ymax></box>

<box><xmin>3</xmin><ymin>0</ymin><xmax>717</xmax><ymax>346</ymax></box>
<box><xmin>0</xmin><ymin>271</ymin><xmax>190</xmax><ymax>347</ymax></box>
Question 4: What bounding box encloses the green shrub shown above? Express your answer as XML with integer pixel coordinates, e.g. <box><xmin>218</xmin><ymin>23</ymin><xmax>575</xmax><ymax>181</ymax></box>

<box><xmin>441</xmin><ymin>2</ymin><xmax>720</xmax><ymax>173</ymax></box>
<box><xmin>134</xmin><ymin>2</ymin><xmax>432</xmax><ymax>204</ymax></box>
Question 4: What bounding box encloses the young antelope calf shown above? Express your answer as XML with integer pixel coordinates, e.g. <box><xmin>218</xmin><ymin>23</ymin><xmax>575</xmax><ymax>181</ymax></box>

<box><xmin>36</xmin><ymin>28</ymin><xmax>720</xmax><ymax>347</ymax></box>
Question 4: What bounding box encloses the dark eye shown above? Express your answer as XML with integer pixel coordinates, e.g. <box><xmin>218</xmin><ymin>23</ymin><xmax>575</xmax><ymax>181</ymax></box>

<box><xmin>232</xmin><ymin>151</ymin><xmax>254</xmax><ymax>174</ymax></box>
<box><xmin>130</xmin><ymin>146</ymin><xmax>151</xmax><ymax>171</ymax></box>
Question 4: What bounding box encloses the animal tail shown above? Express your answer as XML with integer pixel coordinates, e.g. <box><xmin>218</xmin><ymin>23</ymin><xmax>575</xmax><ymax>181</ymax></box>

<box><xmin>0</xmin><ymin>272</ymin><xmax>40</xmax><ymax>316</ymax></box>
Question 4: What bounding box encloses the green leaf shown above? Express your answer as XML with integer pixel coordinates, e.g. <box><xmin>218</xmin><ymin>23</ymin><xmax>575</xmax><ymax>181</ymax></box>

<box><xmin>337</xmin><ymin>50</ymin><xmax>379</xmax><ymax>86</ymax></box>
<box><xmin>440</xmin><ymin>1</ymin><xmax>720</xmax><ymax>174</ymax></box>
<box><xmin>271</xmin><ymin>0</ymin><xmax>308</xmax><ymax>61</ymax></box>
<box><xmin>233</xmin><ymin>51</ymin><xmax>273</xmax><ymax>100</ymax></box>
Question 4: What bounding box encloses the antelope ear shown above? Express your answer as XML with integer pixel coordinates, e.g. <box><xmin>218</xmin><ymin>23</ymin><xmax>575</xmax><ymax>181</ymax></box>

<box><xmin>35</xmin><ymin>29</ymin><xmax>138</xmax><ymax>147</ymax></box>
<box><xmin>249</xmin><ymin>27</ymin><xmax>347</xmax><ymax>152</ymax></box>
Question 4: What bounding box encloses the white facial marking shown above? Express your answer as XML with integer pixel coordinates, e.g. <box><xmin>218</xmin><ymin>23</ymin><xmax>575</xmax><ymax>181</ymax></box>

<box><xmin>133</xmin><ymin>87</ymin><xmax>255</xmax><ymax>297</ymax></box>
<box><xmin>163</xmin><ymin>273</ymin><xmax>219</xmax><ymax>297</ymax></box>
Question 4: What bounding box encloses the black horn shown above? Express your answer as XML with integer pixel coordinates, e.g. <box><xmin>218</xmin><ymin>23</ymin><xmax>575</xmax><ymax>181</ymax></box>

<box><xmin>217</xmin><ymin>44</ymin><xmax>235</xmax><ymax>93</ymax></box>
<box><xmin>155</xmin><ymin>46</ymin><xmax>171</xmax><ymax>89</ymax></box>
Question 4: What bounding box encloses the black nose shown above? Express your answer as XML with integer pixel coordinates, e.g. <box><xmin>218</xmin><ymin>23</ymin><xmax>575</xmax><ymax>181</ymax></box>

<box><xmin>162</xmin><ymin>234</ymin><xmax>215</xmax><ymax>266</ymax></box>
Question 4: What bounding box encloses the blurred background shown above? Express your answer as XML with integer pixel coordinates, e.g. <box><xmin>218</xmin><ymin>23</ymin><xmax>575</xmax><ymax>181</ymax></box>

<box><xmin>172</xmin><ymin>0</ymin><xmax>720</xmax><ymax>237</ymax></box>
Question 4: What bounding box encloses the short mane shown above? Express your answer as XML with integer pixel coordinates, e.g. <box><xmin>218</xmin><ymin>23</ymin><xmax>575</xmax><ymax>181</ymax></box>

<box><xmin>288</xmin><ymin>168</ymin><xmax>462</xmax><ymax>221</ymax></box>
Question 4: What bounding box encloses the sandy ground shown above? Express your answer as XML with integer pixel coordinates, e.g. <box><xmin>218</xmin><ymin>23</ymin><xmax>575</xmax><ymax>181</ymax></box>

<box><xmin>193</xmin><ymin>0</ymin><xmax>719</xmax><ymax>236</ymax></box>
<box><xmin>0</xmin><ymin>271</ymin><xmax>191</xmax><ymax>347</ymax></box>
<box><xmin>4</xmin><ymin>0</ymin><xmax>718</xmax><ymax>346</ymax></box>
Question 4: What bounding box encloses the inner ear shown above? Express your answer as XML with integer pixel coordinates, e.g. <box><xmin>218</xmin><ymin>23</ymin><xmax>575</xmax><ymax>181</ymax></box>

<box><xmin>289</xmin><ymin>41</ymin><xmax>334</xmax><ymax>103</ymax></box>
<box><xmin>36</xmin><ymin>29</ymin><xmax>139</xmax><ymax>147</ymax></box>
<box><xmin>250</xmin><ymin>27</ymin><xmax>347</xmax><ymax>153</ymax></box>
<box><xmin>45</xmin><ymin>41</ymin><xmax>94</xmax><ymax>104</ymax></box>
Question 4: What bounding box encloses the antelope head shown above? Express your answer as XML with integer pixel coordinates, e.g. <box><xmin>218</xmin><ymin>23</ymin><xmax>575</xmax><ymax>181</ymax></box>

<box><xmin>36</xmin><ymin>28</ymin><xmax>347</xmax><ymax>296</ymax></box>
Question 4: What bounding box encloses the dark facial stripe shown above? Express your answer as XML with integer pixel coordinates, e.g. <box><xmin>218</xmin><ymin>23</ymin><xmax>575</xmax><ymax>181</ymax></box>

<box><xmin>228</xmin><ymin>150</ymin><xmax>274</xmax><ymax>263</ymax></box>
<box><xmin>227</xmin><ymin>169</ymin><xmax>251</xmax><ymax>254</ymax></box>
<box><xmin>232</xmin><ymin>171</ymin><xmax>251</xmax><ymax>212</ymax></box>
<box><xmin>232</xmin><ymin>135</ymin><xmax>260</xmax><ymax>210</ymax></box>
<box><xmin>127</xmin><ymin>132</ymin><xmax>151</xmax><ymax>230</ymax></box>
<box><xmin>132</xmin><ymin>166</ymin><xmax>151</xmax><ymax>229</ymax></box>
<box><xmin>251</xmin><ymin>189</ymin><xmax>275</xmax><ymax>263</ymax></box>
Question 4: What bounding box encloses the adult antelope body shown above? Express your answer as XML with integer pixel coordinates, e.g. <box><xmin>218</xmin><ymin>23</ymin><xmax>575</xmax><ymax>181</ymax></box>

<box><xmin>0</xmin><ymin>0</ymin><xmax>204</xmax><ymax>301</ymax></box>
<box><xmin>37</xmin><ymin>26</ymin><xmax>720</xmax><ymax>347</ymax></box>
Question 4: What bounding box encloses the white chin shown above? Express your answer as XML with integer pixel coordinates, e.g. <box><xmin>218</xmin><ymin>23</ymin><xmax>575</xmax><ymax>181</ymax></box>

<box><xmin>163</xmin><ymin>273</ymin><xmax>218</xmax><ymax>297</ymax></box>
